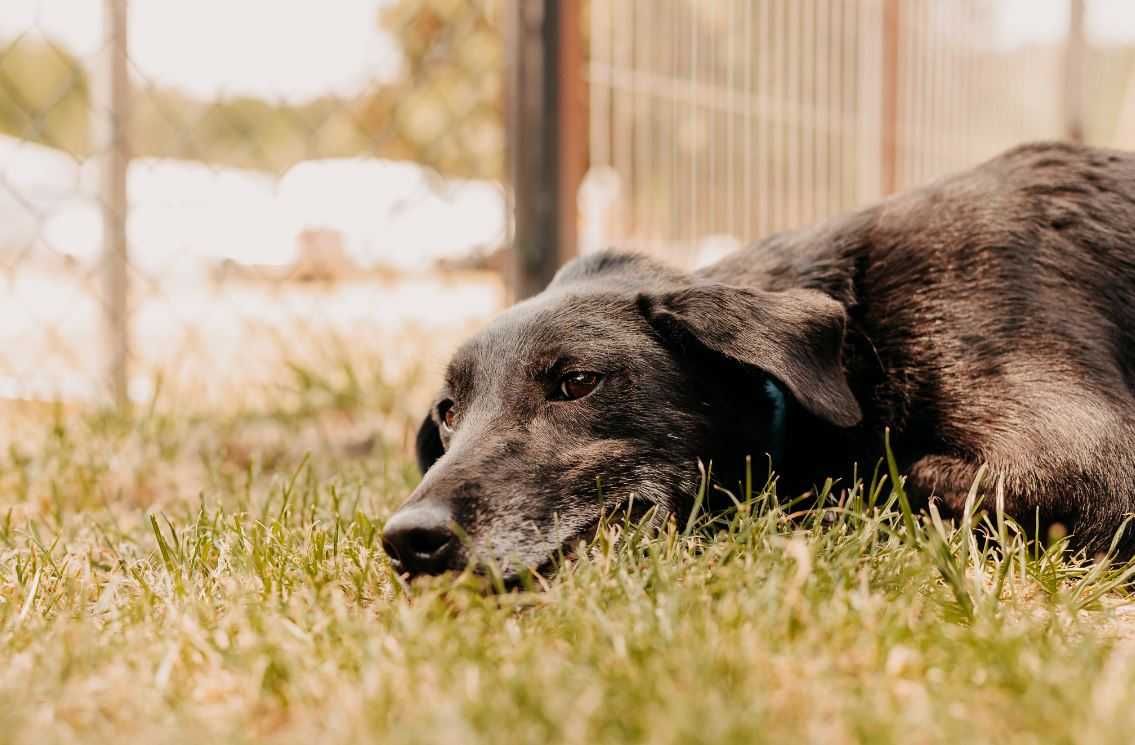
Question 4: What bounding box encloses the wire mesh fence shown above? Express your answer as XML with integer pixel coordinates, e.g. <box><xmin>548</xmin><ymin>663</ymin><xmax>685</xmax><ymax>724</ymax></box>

<box><xmin>585</xmin><ymin>0</ymin><xmax>1135</xmax><ymax>265</ymax></box>
<box><xmin>0</xmin><ymin>0</ymin><xmax>508</xmax><ymax>410</ymax></box>
<box><xmin>4</xmin><ymin>0</ymin><xmax>1135</xmax><ymax>412</ymax></box>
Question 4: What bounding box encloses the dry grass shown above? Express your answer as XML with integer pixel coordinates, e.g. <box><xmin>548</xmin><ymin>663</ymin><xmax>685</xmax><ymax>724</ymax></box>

<box><xmin>0</xmin><ymin>268</ymin><xmax>503</xmax><ymax>406</ymax></box>
<box><xmin>3</xmin><ymin>359</ymin><xmax>1135</xmax><ymax>745</ymax></box>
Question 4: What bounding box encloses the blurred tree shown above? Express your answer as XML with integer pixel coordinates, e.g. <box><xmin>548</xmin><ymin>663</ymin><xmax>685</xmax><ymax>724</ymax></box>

<box><xmin>357</xmin><ymin>0</ymin><xmax>504</xmax><ymax>179</ymax></box>
<box><xmin>2</xmin><ymin>7</ymin><xmax>1134</xmax><ymax>185</ymax></box>
<box><xmin>0</xmin><ymin>3</ymin><xmax>506</xmax><ymax>180</ymax></box>
<box><xmin>0</xmin><ymin>37</ymin><xmax>90</xmax><ymax>153</ymax></box>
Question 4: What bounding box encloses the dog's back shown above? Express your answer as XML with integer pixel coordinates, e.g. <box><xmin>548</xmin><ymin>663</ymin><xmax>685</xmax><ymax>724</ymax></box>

<box><xmin>707</xmin><ymin>142</ymin><xmax>1135</xmax><ymax>552</ymax></box>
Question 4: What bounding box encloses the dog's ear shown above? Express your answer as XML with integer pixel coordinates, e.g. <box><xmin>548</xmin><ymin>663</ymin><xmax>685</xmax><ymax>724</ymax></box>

<box><xmin>640</xmin><ymin>283</ymin><xmax>862</xmax><ymax>428</ymax></box>
<box><xmin>415</xmin><ymin>413</ymin><xmax>444</xmax><ymax>474</ymax></box>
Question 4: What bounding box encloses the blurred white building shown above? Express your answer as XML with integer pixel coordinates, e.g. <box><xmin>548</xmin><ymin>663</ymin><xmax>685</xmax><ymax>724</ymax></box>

<box><xmin>0</xmin><ymin>134</ymin><xmax>506</xmax><ymax>279</ymax></box>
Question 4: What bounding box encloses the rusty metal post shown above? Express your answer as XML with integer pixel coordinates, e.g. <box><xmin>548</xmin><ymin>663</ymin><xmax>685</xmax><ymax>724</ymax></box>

<box><xmin>1064</xmin><ymin>0</ymin><xmax>1086</xmax><ymax>144</ymax></box>
<box><xmin>93</xmin><ymin>0</ymin><xmax>131</xmax><ymax>409</ymax></box>
<box><xmin>507</xmin><ymin>0</ymin><xmax>585</xmax><ymax>300</ymax></box>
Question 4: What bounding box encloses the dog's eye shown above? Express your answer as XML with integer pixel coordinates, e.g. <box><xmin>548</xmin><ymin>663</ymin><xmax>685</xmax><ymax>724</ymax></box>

<box><xmin>438</xmin><ymin>400</ymin><xmax>457</xmax><ymax>432</ymax></box>
<box><xmin>558</xmin><ymin>371</ymin><xmax>603</xmax><ymax>401</ymax></box>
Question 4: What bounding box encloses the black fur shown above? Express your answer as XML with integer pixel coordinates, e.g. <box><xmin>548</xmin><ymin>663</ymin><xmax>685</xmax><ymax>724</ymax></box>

<box><xmin>415</xmin><ymin>413</ymin><xmax>444</xmax><ymax>474</ymax></box>
<box><xmin>384</xmin><ymin>142</ymin><xmax>1135</xmax><ymax>579</ymax></box>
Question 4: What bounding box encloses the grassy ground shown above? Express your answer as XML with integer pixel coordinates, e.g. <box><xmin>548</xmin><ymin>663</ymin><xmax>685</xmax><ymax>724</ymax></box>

<box><xmin>3</xmin><ymin>365</ymin><xmax>1135</xmax><ymax>745</ymax></box>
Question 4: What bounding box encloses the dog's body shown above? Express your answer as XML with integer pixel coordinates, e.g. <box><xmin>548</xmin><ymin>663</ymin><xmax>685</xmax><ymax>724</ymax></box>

<box><xmin>708</xmin><ymin>141</ymin><xmax>1135</xmax><ymax>552</ymax></box>
<box><xmin>383</xmin><ymin>142</ymin><xmax>1135</xmax><ymax>579</ymax></box>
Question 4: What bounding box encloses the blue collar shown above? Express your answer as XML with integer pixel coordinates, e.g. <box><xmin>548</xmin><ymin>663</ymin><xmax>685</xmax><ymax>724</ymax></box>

<box><xmin>764</xmin><ymin>379</ymin><xmax>787</xmax><ymax>465</ymax></box>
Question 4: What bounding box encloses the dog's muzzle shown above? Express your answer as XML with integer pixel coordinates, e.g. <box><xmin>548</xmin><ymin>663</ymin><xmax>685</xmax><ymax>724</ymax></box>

<box><xmin>382</xmin><ymin>501</ymin><xmax>460</xmax><ymax>578</ymax></box>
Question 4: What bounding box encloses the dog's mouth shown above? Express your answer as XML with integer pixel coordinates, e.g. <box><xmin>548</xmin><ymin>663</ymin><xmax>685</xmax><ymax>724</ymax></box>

<box><xmin>575</xmin><ymin>497</ymin><xmax>661</xmax><ymax>544</ymax></box>
<box><xmin>387</xmin><ymin>499</ymin><xmax>665</xmax><ymax>589</ymax></box>
<box><xmin>503</xmin><ymin>498</ymin><xmax>666</xmax><ymax>586</ymax></box>
<box><xmin>426</xmin><ymin>499</ymin><xmax>664</xmax><ymax>589</ymax></box>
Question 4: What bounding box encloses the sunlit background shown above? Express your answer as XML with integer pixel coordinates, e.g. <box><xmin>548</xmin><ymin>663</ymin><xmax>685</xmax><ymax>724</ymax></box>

<box><xmin>1</xmin><ymin>0</ymin><xmax>1133</xmax><ymax>409</ymax></box>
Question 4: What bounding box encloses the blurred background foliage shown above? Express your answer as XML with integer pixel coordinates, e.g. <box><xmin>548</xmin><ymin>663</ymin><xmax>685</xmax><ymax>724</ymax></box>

<box><xmin>0</xmin><ymin>0</ymin><xmax>504</xmax><ymax>179</ymax></box>
<box><xmin>3</xmin><ymin>0</ymin><xmax>1135</xmax><ymax>184</ymax></box>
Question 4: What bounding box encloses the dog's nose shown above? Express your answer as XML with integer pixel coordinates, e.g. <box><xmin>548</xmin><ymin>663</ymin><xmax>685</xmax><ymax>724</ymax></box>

<box><xmin>382</xmin><ymin>502</ymin><xmax>459</xmax><ymax>578</ymax></box>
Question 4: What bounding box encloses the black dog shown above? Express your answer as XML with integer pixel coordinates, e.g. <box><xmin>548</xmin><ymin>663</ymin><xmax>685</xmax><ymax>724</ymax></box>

<box><xmin>382</xmin><ymin>142</ymin><xmax>1135</xmax><ymax>580</ymax></box>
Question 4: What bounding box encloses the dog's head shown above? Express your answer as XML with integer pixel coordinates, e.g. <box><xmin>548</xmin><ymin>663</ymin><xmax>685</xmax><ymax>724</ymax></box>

<box><xmin>381</xmin><ymin>251</ymin><xmax>861</xmax><ymax>581</ymax></box>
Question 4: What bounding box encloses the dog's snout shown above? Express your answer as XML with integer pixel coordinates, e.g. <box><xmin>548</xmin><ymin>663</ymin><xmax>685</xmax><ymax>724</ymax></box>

<box><xmin>382</xmin><ymin>502</ymin><xmax>459</xmax><ymax>578</ymax></box>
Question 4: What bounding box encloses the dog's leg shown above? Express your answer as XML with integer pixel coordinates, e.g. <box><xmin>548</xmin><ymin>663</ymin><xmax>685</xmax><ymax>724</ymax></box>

<box><xmin>904</xmin><ymin>454</ymin><xmax>983</xmax><ymax>513</ymax></box>
<box><xmin>905</xmin><ymin>446</ymin><xmax>1135</xmax><ymax>557</ymax></box>
<box><xmin>903</xmin><ymin>454</ymin><xmax>1022</xmax><ymax>515</ymax></box>
<box><xmin>903</xmin><ymin>453</ymin><xmax>1073</xmax><ymax>556</ymax></box>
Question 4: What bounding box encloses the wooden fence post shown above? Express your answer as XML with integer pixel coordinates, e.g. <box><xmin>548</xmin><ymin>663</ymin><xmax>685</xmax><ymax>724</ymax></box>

<box><xmin>507</xmin><ymin>0</ymin><xmax>585</xmax><ymax>300</ymax></box>
<box><xmin>93</xmin><ymin>0</ymin><xmax>131</xmax><ymax>409</ymax></box>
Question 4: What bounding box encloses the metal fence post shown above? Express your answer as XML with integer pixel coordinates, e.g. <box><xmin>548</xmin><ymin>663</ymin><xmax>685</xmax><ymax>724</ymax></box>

<box><xmin>1064</xmin><ymin>0</ymin><xmax>1086</xmax><ymax>144</ymax></box>
<box><xmin>881</xmin><ymin>0</ymin><xmax>901</xmax><ymax>195</ymax></box>
<box><xmin>507</xmin><ymin>0</ymin><xmax>585</xmax><ymax>300</ymax></box>
<box><xmin>93</xmin><ymin>0</ymin><xmax>131</xmax><ymax>409</ymax></box>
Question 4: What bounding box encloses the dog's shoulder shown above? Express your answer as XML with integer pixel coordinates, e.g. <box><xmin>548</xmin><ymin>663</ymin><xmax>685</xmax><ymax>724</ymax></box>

<box><xmin>987</xmin><ymin>140</ymin><xmax>1133</xmax><ymax>179</ymax></box>
<box><xmin>884</xmin><ymin>141</ymin><xmax>1135</xmax><ymax>223</ymax></box>
<box><xmin>698</xmin><ymin>209</ymin><xmax>875</xmax><ymax>306</ymax></box>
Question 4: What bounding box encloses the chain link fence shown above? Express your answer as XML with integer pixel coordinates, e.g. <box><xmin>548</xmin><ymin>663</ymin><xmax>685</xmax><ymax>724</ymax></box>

<box><xmin>5</xmin><ymin>0</ymin><xmax>1135</xmax><ymax>412</ymax></box>
<box><xmin>0</xmin><ymin>0</ymin><xmax>509</xmax><ymax>410</ymax></box>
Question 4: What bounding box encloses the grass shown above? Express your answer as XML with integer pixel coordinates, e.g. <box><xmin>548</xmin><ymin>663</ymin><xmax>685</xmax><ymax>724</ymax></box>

<box><xmin>3</xmin><ymin>365</ymin><xmax>1135</xmax><ymax>744</ymax></box>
